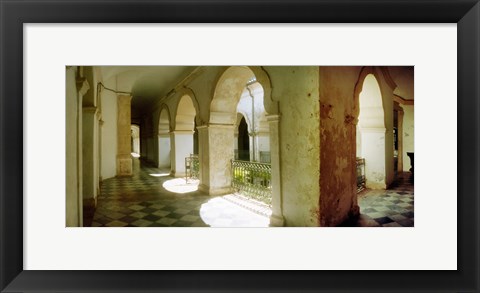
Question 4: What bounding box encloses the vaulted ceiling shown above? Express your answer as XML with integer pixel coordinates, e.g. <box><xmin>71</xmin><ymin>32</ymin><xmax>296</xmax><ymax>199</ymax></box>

<box><xmin>100</xmin><ymin>66</ymin><xmax>197</xmax><ymax>117</ymax></box>
<box><xmin>99</xmin><ymin>66</ymin><xmax>414</xmax><ymax>120</ymax></box>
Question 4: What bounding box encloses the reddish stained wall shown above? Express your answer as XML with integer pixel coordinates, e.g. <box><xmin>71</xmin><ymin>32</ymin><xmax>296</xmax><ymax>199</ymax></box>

<box><xmin>319</xmin><ymin>67</ymin><xmax>361</xmax><ymax>226</ymax></box>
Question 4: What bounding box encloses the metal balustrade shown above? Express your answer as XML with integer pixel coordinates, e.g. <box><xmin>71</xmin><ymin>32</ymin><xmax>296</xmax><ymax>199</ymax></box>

<box><xmin>356</xmin><ymin>157</ymin><xmax>366</xmax><ymax>192</ymax></box>
<box><xmin>231</xmin><ymin>160</ymin><xmax>272</xmax><ymax>206</ymax></box>
<box><xmin>185</xmin><ymin>154</ymin><xmax>199</xmax><ymax>183</ymax></box>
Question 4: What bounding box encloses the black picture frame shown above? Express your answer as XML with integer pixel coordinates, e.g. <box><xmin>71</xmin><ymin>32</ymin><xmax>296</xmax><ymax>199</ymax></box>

<box><xmin>1</xmin><ymin>0</ymin><xmax>479</xmax><ymax>292</ymax></box>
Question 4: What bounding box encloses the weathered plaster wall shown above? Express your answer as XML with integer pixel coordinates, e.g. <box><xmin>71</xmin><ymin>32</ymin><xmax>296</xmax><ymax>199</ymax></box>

<box><xmin>100</xmin><ymin>78</ymin><xmax>118</xmax><ymax>180</ymax></box>
<box><xmin>66</xmin><ymin>67</ymin><xmax>81</xmax><ymax>227</ymax></box>
<box><xmin>402</xmin><ymin>104</ymin><xmax>414</xmax><ymax>171</ymax></box>
<box><xmin>319</xmin><ymin>66</ymin><xmax>360</xmax><ymax>226</ymax></box>
<box><xmin>265</xmin><ymin>66</ymin><xmax>320</xmax><ymax>227</ymax></box>
<box><xmin>116</xmin><ymin>94</ymin><xmax>133</xmax><ymax>176</ymax></box>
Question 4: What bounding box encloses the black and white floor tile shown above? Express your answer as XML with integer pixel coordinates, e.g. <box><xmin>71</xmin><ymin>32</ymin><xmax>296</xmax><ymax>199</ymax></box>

<box><xmin>87</xmin><ymin>158</ymin><xmax>413</xmax><ymax>228</ymax></box>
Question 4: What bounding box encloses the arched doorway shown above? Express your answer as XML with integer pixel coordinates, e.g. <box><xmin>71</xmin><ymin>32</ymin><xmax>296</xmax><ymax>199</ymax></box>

<box><xmin>171</xmin><ymin>95</ymin><xmax>196</xmax><ymax>177</ymax></box>
<box><xmin>199</xmin><ymin>66</ymin><xmax>282</xmax><ymax>225</ymax></box>
<box><xmin>357</xmin><ymin>74</ymin><xmax>388</xmax><ymax>189</ymax></box>
<box><xmin>130</xmin><ymin>124</ymin><xmax>140</xmax><ymax>157</ymax></box>
<box><xmin>236</xmin><ymin>114</ymin><xmax>250</xmax><ymax>161</ymax></box>
<box><xmin>158</xmin><ymin>107</ymin><xmax>171</xmax><ymax>171</ymax></box>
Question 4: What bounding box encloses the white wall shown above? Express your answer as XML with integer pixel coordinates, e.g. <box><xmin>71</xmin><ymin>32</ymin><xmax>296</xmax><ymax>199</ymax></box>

<box><xmin>100</xmin><ymin>78</ymin><xmax>118</xmax><ymax>180</ymax></box>
<box><xmin>402</xmin><ymin>104</ymin><xmax>414</xmax><ymax>171</ymax></box>
<box><xmin>170</xmin><ymin>131</ymin><xmax>194</xmax><ymax>177</ymax></box>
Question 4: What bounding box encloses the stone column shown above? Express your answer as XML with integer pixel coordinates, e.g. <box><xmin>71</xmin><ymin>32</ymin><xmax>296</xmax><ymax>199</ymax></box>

<box><xmin>266</xmin><ymin>115</ymin><xmax>284</xmax><ymax>226</ymax></box>
<box><xmin>82</xmin><ymin>106</ymin><xmax>98</xmax><ymax>209</ymax></box>
<box><xmin>198</xmin><ymin>124</ymin><xmax>234</xmax><ymax>195</ymax></box>
<box><xmin>397</xmin><ymin>109</ymin><xmax>404</xmax><ymax>173</ymax></box>
<box><xmin>98</xmin><ymin>119</ymin><xmax>104</xmax><ymax>182</ymax></box>
<box><xmin>170</xmin><ymin>130</ymin><xmax>194</xmax><ymax>177</ymax></box>
<box><xmin>116</xmin><ymin>94</ymin><xmax>132</xmax><ymax>176</ymax></box>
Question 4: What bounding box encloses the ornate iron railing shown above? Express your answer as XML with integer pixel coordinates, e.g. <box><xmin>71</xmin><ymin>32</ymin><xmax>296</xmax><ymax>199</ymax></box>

<box><xmin>185</xmin><ymin>154</ymin><xmax>199</xmax><ymax>183</ymax></box>
<box><xmin>231</xmin><ymin>160</ymin><xmax>272</xmax><ymax>206</ymax></box>
<box><xmin>356</xmin><ymin>157</ymin><xmax>366</xmax><ymax>192</ymax></box>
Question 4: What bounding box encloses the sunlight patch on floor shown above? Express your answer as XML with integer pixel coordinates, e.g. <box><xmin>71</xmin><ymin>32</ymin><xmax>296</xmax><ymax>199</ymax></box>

<box><xmin>162</xmin><ymin>178</ymin><xmax>199</xmax><ymax>193</ymax></box>
<box><xmin>199</xmin><ymin>196</ymin><xmax>270</xmax><ymax>227</ymax></box>
<box><xmin>149</xmin><ymin>173</ymin><xmax>170</xmax><ymax>177</ymax></box>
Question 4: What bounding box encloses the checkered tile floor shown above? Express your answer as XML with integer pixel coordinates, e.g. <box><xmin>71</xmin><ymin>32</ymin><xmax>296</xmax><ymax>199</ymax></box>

<box><xmin>88</xmin><ymin>158</ymin><xmax>270</xmax><ymax>227</ymax></box>
<box><xmin>343</xmin><ymin>172</ymin><xmax>414</xmax><ymax>227</ymax></box>
<box><xmin>88</xmin><ymin>158</ymin><xmax>413</xmax><ymax>227</ymax></box>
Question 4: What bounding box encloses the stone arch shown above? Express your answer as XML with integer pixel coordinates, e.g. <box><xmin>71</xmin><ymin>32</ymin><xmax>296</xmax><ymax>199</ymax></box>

<box><xmin>353</xmin><ymin>66</ymin><xmax>396</xmax><ymax>125</ymax></box>
<box><xmin>199</xmin><ymin>65</ymin><xmax>282</xmax><ymax>226</ymax></box>
<box><xmin>234</xmin><ymin>112</ymin><xmax>251</xmax><ymax>161</ymax></box>
<box><xmin>173</xmin><ymin>87</ymin><xmax>203</xmax><ymax>127</ymax></box>
<box><xmin>157</xmin><ymin>105</ymin><xmax>171</xmax><ymax>169</ymax></box>
<box><xmin>209</xmin><ymin>66</ymin><xmax>276</xmax><ymax>124</ymax></box>
<box><xmin>235</xmin><ymin>110</ymin><xmax>252</xmax><ymax>131</ymax></box>
<box><xmin>358</xmin><ymin>74</ymin><xmax>385</xmax><ymax>129</ymax></box>
<box><xmin>171</xmin><ymin>94</ymin><xmax>197</xmax><ymax>177</ymax></box>
<box><xmin>354</xmin><ymin>67</ymin><xmax>396</xmax><ymax>189</ymax></box>
<box><xmin>174</xmin><ymin>95</ymin><xmax>196</xmax><ymax>131</ymax></box>
<box><xmin>209</xmin><ymin>66</ymin><xmax>254</xmax><ymax>125</ymax></box>
<box><xmin>249</xmin><ymin>66</ymin><xmax>277</xmax><ymax>115</ymax></box>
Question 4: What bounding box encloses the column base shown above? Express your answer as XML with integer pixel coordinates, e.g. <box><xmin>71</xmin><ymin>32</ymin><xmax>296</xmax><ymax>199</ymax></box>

<box><xmin>366</xmin><ymin>181</ymin><xmax>387</xmax><ymax>190</ymax></box>
<box><xmin>82</xmin><ymin>197</ymin><xmax>97</xmax><ymax>227</ymax></box>
<box><xmin>116</xmin><ymin>154</ymin><xmax>132</xmax><ymax>176</ymax></box>
<box><xmin>269</xmin><ymin>214</ymin><xmax>285</xmax><ymax>227</ymax></box>
<box><xmin>198</xmin><ymin>184</ymin><xmax>232</xmax><ymax>196</ymax></box>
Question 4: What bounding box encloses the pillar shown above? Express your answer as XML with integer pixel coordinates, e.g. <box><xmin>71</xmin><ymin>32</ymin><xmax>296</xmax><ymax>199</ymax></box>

<box><xmin>397</xmin><ymin>109</ymin><xmax>404</xmax><ymax>173</ymax></box>
<box><xmin>198</xmin><ymin>124</ymin><xmax>234</xmax><ymax>195</ymax></box>
<box><xmin>65</xmin><ymin>73</ymin><xmax>88</xmax><ymax>227</ymax></box>
<box><xmin>82</xmin><ymin>106</ymin><xmax>98</xmax><ymax>210</ymax></box>
<box><xmin>170</xmin><ymin>130</ymin><xmax>194</xmax><ymax>177</ymax></box>
<box><xmin>116</xmin><ymin>94</ymin><xmax>132</xmax><ymax>176</ymax></box>
<box><xmin>267</xmin><ymin>115</ymin><xmax>284</xmax><ymax>226</ymax></box>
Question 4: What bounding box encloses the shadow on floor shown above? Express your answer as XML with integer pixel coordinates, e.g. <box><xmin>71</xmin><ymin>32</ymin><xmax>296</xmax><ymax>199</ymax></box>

<box><xmin>340</xmin><ymin>172</ymin><xmax>414</xmax><ymax>227</ymax></box>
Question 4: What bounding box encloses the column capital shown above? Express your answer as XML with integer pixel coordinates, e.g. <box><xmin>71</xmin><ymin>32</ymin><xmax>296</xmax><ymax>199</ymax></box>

<box><xmin>266</xmin><ymin>114</ymin><xmax>281</xmax><ymax>122</ymax></box>
<box><xmin>208</xmin><ymin>123</ymin><xmax>235</xmax><ymax>130</ymax></box>
<box><xmin>82</xmin><ymin>106</ymin><xmax>98</xmax><ymax>114</ymax></box>
<box><xmin>196</xmin><ymin>124</ymin><xmax>235</xmax><ymax>130</ymax></box>
<box><xmin>170</xmin><ymin>130</ymin><xmax>195</xmax><ymax>135</ymax></box>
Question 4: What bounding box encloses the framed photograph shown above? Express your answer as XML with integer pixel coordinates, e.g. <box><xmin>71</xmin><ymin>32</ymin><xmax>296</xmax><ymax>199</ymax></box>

<box><xmin>1</xmin><ymin>0</ymin><xmax>479</xmax><ymax>292</ymax></box>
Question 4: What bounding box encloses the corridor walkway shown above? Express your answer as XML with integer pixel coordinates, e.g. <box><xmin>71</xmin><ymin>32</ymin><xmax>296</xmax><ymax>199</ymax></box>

<box><xmin>87</xmin><ymin>157</ymin><xmax>413</xmax><ymax>228</ymax></box>
<box><xmin>87</xmin><ymin>158</ymin><xmax>270</xmax><ymax>227</ymax></box>
<box><xmin>342</xmin><ymin>172</ymin><xmax>414</xmax><ymax>227</ymax></box>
